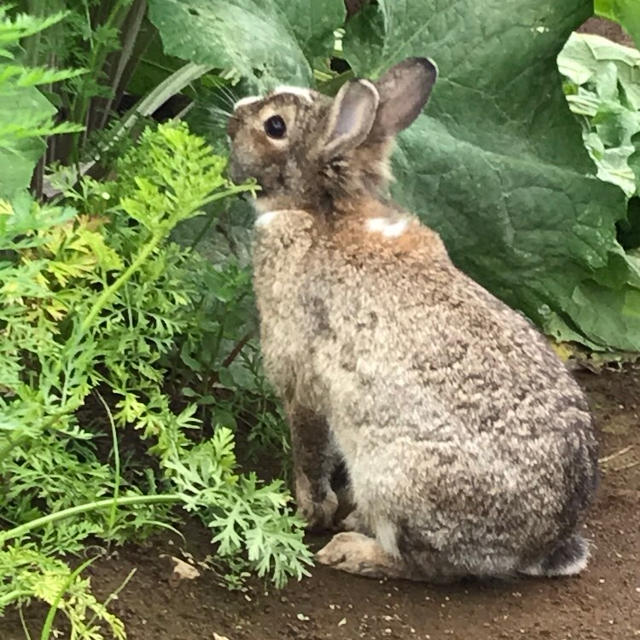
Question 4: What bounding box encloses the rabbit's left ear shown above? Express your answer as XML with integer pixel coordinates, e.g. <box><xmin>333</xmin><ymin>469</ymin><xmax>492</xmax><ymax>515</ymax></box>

<box><xmin>370</xmin><ymin>57</ymin><xmax>437</xmax><ymax>139</ymax></box>
<box><xmin>322</xmin><ymin>79</ymin><xmax>379</xmax><ymax>160</ymax></box>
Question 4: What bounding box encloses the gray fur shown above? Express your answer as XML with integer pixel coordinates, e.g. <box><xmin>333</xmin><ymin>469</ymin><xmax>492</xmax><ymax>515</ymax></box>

<box><xmin>227</xmin><ymin>58</ymin><xmax>598</xmax><ymax>581</ymax></box>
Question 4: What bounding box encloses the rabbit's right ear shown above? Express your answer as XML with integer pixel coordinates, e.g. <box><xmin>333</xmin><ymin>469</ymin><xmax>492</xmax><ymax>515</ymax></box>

<box><xmin>321</xmin><ymin>79</ymin><xmax>380</xmax><ymax>160</ymax></box>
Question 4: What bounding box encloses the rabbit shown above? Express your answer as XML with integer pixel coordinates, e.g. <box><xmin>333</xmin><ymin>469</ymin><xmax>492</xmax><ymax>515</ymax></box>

<box><xmin>226</xmin><ymin>57</ymin><xmax>598</xmax><ymax>581</ymax></box>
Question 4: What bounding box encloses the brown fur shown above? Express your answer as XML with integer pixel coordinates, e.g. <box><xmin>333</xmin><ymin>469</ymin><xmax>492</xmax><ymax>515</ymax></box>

<box><xmin>227</xmin><ymin>58</ymin><xmax>597</xmax><ymax>582</ymax></box>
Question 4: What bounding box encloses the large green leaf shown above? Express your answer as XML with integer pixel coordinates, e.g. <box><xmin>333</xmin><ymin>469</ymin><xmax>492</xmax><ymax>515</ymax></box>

<box><xmin>0</xmin><ymin>88</ymin><xmax>52</xmax><ymax>198</ymax></box>
<box><xmin>272</xmin><ymin>0</ymin><xmax>346</xmax><ymax>63</ymax></box>
<box><xmin>595</xmin><ymin>0</ymin><xmax>640</xmax><ymax>49</ymax></box>
<box><xmin>339</xmin><ymin>0</ymin><xmax>640</xmax><ymax>351</ymax></box>
<box><xmin>148</xmin><ymin>0</ymin><xmax>345</xmax><ymax>89</ymax></box>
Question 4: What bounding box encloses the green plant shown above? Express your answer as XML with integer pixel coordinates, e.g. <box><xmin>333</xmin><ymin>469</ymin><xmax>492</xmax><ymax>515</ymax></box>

<box><xmin>0</xmin><ymin>547</ymin><xmax>126</xmax><ymax>640</ymax></box>
<box><xmin>0</xmin><ymin>8</ymin><xmax>83</xmax><ymax>198</ymax></box>
<box><xmin>559</xmin><ymin>33</ymin><xmax>640</xmax><ymax>199</ymax></box>
<box><xmin>162</xmin><ymin>247</ymin><xmax>291</xmax><ymax>468</ymax></box>
<box><xmin>9</xmin><ymin>0</ymin><xmax>220</xmax><ymax>197</ymax></box>
<box><xmin>0</xmin><ymin>122</ymin><xmax>311</xmax><ymax>639</ymax></box>
<box><xmin>16</xmin><ymin>0</ymin><xmax>148</xmax><ymax>164</ymax></box>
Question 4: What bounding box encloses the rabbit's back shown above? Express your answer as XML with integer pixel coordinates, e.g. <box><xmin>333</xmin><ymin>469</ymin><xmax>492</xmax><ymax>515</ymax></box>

<box><xmin>321</xmin><ymin>214</ymin><xmax>589</xmax><ymax>427</ymax></box>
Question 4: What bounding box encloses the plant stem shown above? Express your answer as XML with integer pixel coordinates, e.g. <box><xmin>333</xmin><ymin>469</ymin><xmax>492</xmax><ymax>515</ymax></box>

<box><xmin>40</xmin><ymin>556</ymin><xmax>97</xmax><ymax>640</ymax></box>
<box><xmin>97</xmin><ymin>0</ymin><xmax>148</xmax><ymax>131</ymax></box>
<box><xmin>199</xmin><ymin>184</ymin><xmax>258</xmax><ymax>208</ymax></box>
<box><xmin>70</xmin><ymin>0</ymin><xmax>131</xmax><ymax>159</ymax></box>
<box><xmin>96</xmin><ymin>392</ymin><xmax>121</xmax><ymax>533</ymax></box>
<box><xmin>189</xmin><ymin>205</ymin><xmax>220</xmax><ymax>251</ymax></box>
<box><xmin>80</xmin><ymin>228</ymin><xmax>164</xmax><ymax>333</ymax></box>
<box><xmin>86</xmin><ymin>567</ymin><xmax>136</xmax><ymax>630</ymax></box>
<box><xmin>221</xmin><ymin>331</ymin><xmax>255</xmax><ymax>370</ymax></box>
<box><xmin>0</xmin><ymin>591</ymin><xmax>34</xmax><ymax>609</ymax></box>
<box><xmin>0</xmin><ymin>495</ymin><xmax>180</xmax><ymax>546</ymax></box>
<box><xmin>19</xmin><ymin>606</ymin><xmax>33</xmax><ymax>640</ymax></box>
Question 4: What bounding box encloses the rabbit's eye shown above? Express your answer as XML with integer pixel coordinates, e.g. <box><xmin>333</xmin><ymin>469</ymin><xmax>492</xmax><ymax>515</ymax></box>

<box><xmin>264</xmin><ymin>115</ymin><xmax>287</xmax><ymax>139</ymax></box>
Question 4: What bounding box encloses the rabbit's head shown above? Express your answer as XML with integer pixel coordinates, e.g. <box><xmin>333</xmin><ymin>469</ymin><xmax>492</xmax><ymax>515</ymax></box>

<box><xmin>227</xmin><ymin>58</ymin><xmax>437</xmax><ymax>214</ymax></box>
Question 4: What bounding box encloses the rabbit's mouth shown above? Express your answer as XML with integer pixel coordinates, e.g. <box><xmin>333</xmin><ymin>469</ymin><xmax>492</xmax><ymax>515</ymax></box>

<box><xmin>228</xmin><ymin>155</ymin><xmax>269</xmax><ymax>200</ymax></box>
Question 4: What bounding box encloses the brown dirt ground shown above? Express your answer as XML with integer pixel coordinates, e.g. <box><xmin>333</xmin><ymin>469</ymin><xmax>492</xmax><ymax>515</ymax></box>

<box><xmin>4</xmin><ymin>365</ymin><xmax>640</xmax><ymax>640</ymax></box>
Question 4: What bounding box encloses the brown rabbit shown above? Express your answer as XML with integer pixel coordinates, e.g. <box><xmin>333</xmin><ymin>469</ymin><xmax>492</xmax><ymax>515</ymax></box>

<box><xmin>227</xmin><ymin>58</ymin><xmax>598</xmax><ymax>581</ymax></box>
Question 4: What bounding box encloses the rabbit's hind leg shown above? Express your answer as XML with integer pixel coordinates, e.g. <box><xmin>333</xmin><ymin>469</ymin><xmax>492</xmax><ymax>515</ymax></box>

<box><xmin>316</xmin><ymin>531</ymin><xmax>411</xmax><ymax>579</ymax></box>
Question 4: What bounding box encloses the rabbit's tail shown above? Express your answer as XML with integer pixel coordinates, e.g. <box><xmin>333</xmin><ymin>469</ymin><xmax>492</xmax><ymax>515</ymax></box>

<box><xmin>518</xmin><ymin>534</ymin><xmax>590</xmax><ymax>577</ymax></box>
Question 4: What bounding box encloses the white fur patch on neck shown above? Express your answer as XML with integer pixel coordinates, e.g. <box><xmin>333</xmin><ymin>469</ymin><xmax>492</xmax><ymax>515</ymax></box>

<box><xmin>366</xmin><ymin>217</ymin><xmax>408</xmax><ymax>237</ymax></box>
<box><xmin>233</xmin><ymin>95</ymin><xmax>261</xmax><ymax>110</ymax></box>
<box><xmin>255</xmin><ymin>210</ymin><xmax>283</xmax><ymax>227</ymax></box>
<box><xmin>273</xmin><ymin>85</ymin><xmax>313</xmax><ymax>103</ymax></box>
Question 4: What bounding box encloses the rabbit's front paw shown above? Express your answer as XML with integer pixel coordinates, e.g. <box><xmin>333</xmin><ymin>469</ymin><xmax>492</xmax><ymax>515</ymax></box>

<box><xmin>296</xmin><ymin>479</ymin><xmax>338</xmax><ymax>531</ymax></box>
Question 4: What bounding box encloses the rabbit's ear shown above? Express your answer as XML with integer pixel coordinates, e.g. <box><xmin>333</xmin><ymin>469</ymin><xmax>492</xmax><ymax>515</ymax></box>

<box><xmin>370</xmin><ymin>57</ymin><xmax>437</xmax><ymax>138</ymax></box>
<box><xmin>322</xmin><ymin>79</ymin><xmax>379</xmax><ymax>160</ymax></box>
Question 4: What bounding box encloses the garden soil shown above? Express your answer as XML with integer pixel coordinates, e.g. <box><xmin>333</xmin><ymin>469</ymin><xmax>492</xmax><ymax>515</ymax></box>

<box><xmin>4</xmin><ymin>365</ymin><xmax>640</xmax><ymax>640</ymax></box>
